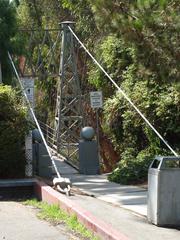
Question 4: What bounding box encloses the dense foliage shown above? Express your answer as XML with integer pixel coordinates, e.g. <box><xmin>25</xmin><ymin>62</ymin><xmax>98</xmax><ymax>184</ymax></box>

<box><xmin>16</xmin><ymin>0</ymin><xmax>180</xmax><ymax>184</ymax></box>
<box><xmin>0</xmin><ymin>85</ymin><xmax>30</xmax><ymax>178</ymax></box>
<box><xmin>0</xmin><ymin>0</ymin><xmax>21</xmax><ymax>84</ymax></box>
<box><xmin>88</xmin><ymin>0</ymin><xmax>180</xmax><ymax>183</ymax></box>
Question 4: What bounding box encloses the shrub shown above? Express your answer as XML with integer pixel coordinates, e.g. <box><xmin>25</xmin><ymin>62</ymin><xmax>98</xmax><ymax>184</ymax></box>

<box><xmin>105</xmin><ymin>80</ymin><xmax>180</xmax><ymax>184</ymax></box>
<box><xmin>108</xmin><ymin>148</ymin><xmax>154</xmax><ymax>184</ymax></box>
<box><xmin>0</xmin><ymin>85</ymin><xmax>30</xmax><ymax>178</ymax></box>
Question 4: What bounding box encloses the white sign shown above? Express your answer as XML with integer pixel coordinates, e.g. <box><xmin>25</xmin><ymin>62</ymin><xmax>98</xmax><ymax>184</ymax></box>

<box><xmin>21</xmin><ymin>77</ymin><xmax>35</xmax><ymax>109</ymax></box>
<box><xmin>90</xmin><ymin>91</ymin><xmax>103</xmax><ymax>108</ymax></box>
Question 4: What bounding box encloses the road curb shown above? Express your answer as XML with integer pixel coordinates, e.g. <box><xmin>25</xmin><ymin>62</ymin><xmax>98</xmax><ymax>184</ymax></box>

<box><xmin>34</xmin><ymin>180</ymin><xmax>129</xmax><ymax>240</ymax></box>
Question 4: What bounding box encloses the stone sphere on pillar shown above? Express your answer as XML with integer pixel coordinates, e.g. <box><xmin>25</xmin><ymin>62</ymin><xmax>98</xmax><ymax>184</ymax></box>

<box><xmin>80</xmin><ymin>127</ymin><xmax>95</xmax><ymax>141</ymax></box>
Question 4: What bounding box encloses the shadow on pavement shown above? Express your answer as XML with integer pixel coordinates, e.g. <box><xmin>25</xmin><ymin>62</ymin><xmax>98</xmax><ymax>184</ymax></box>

<box><xmin>0</xmin><ymin>186</ymin><xmax>35</xmax><ymax>201</ymax></box>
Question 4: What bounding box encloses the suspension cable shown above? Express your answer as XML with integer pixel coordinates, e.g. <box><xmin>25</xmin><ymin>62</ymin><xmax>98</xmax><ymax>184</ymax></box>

<box><xmin>8</xmin><ymin>52</ymin><xmax>62</xmax><ymax>178</ymax></box>
<box><xmin>68</xmin><ymin>26</ymin><xmax>178</xmax><ymax>157</ymax></box>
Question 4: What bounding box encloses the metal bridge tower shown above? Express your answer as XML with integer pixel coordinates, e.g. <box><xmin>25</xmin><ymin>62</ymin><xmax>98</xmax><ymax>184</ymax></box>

<box><xmin>54</xmin><ymin>21</ymin><xmax>84</xmax><ymax>165</ymax></box>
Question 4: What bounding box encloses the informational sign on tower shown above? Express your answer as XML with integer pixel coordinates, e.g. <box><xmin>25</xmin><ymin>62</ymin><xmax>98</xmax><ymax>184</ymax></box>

<box><xmin>90</xmin><ymin>91</ymin><xmax>103</xmax><ymax>109</ymax></box>
<box><xmin>21</xmin><ymin>77</ymin><xmax>35</xmax><ymax>109</ymax></box>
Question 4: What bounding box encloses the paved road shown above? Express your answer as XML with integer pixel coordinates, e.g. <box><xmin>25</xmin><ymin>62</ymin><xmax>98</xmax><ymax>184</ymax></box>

<box><xmin>0</xmin><ymin>201</ymin><xmax>79</xmax><ymax>240</ymax></box>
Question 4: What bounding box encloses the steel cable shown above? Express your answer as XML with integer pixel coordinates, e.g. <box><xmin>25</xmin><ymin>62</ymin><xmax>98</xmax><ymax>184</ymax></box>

<box><xmin>8</xmin><ymin>52</ymin><xmax>62</xmax><ymax>178</ymax></box>
<box><xmin>68</xmin><ymin>26</ymin><xmax>178</xmax><ymax>157</ymax></box>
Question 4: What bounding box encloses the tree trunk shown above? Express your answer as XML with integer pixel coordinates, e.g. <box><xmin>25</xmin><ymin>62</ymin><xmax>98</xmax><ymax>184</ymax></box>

<box><xmin>84</xmin><ymin>103</ymin><xmax>119</xmax><ymax>173</ymax></box>
<box><xmin>0</xmin><ymin>62</ymin><xmax>2</xmax><ymax>84</ymax></box>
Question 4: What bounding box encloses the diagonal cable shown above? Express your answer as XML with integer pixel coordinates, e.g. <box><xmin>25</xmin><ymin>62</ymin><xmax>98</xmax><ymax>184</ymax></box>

<box><xmin>68</xmin><ymin>26</ymin><xmax>178</xmax><ymax>157</ymax></box>
<box><xmin>8</xmin><ymin>52</ymin><xmax>62</xmax><ymax>178</ymax></box>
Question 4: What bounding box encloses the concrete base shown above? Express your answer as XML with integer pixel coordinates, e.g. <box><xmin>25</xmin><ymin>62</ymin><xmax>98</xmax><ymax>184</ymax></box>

<box><xmin>0</xmin><ymin>179</ymin><xmax>36</xmax><ymax>187</ymax></box>
<box><xmin>79</xmin><ymin>140</ymin><xmax>100</xmax><ymax>175</ymax></box>
<box><xmin>0</xmin><ymin>179</ymin><xmax>36</xmax><ymax>200</ymax></box>
<box><xmin>33</xmin><ymin>143</ymin><xmax>52</xmax><ymax>178</ymax></box>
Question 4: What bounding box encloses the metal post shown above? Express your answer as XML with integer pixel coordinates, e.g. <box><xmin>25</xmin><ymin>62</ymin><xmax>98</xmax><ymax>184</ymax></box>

<box><xmin>96</xmin><ymin>109</ymin><xmax>100</xmax><ymax>163</ymax></box>
<box><xmin>54</xmin><ymin>21</ymin><xmax>84</xmax><ymax>166</ymax></box>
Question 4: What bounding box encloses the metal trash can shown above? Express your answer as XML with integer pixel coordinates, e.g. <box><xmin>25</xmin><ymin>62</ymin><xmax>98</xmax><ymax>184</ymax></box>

<box><xmin>147</xmin><ymin>156</ymin><xmax>180</xmax><ymax>226</ymax></box>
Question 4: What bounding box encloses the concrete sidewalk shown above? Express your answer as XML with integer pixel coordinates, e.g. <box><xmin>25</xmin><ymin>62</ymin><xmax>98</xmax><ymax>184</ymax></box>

<box><xmin>54</xmin><ymin>158</ymin><xmax>147</xmax><ymax>216</ymax></box>
<box><xmin>53</xmin><ymin>158</ymin><xmax>180</xmax><ymax>240</ymax></box>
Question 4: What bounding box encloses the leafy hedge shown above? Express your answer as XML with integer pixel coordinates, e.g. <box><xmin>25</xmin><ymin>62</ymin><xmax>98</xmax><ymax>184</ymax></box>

<box><xmin>105</xmin><ymin>77</ymin><xmax>180</xmax><ymax>184</ymax></box>
<box><xmin>109</xmin><ymin>148</ymin><xmax>156</xmax><ymax>185</ymax></box>
<box><xmin>88</xmin><ymin>33</ymin><xmax>180</xmax><ymax>184</ymax></box>
<box><xmin>0</xmin><ymin>85</ymin><xmax>30</xmax><ymax>178</ymax></box>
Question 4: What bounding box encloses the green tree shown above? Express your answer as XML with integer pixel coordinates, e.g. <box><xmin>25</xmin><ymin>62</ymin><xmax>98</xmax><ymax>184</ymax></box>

<box><xmin>88</xmin><ymin>0</ymin><xmax>180</xmax><ymax>183</ymax></box>
<box><xmin>0</xmin><ymin>0</ymin><xmax>19</xmax><ymax>84</ymax></box>
<box><xmin>89</xmin><ymin>0</ymin><xmax>180</xmax><ymax>84</ymax></box>
<box><xmin>0</xmin><ymin>85</ymin><xmax>30</xmax><ymax>178</ymax></box>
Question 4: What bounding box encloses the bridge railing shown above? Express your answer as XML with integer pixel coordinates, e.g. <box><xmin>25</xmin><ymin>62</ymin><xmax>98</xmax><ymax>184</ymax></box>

<box><xmin>38</xmin><ymin>121</ymin><xmax>57</xmax><ymax>151</ymax></box>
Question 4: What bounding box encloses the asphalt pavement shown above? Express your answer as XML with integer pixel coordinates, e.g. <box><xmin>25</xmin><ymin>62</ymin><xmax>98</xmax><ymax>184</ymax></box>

<box><xmin>0</xmin><ymin>201</ymin><xmax>80</xmax><ymax>240</ymax></box>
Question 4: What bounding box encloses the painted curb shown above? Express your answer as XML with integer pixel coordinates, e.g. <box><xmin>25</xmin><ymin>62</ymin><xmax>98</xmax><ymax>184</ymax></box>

<box><xmin>34</xmin><ymin>180</ymin><xmax>129</xmax><ymax>240</ymax></box>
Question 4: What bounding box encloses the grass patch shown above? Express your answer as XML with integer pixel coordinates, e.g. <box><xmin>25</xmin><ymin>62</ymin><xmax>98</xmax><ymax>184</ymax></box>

<box><xmin>24</xmin><ymin>199</ymin><xmax>99</xmax><ymax>240</ymax></box>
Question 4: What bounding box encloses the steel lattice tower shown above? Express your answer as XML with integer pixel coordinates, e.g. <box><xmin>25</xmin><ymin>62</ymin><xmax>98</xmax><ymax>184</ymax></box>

<box><xmin>55</xmin><ymin>21</ymin><xmax>84</xmax><ymax>165</ymax></box>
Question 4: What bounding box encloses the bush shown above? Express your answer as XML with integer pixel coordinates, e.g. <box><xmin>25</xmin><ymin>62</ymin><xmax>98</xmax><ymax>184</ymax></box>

<box><xmin>109</xmin><ymin>148</ymin><xmax>155</xmax><ymax>185</ymax></box>
<box><xmin>0</xmin><ymin>85</ymin><xmax>30</xmax><ymax>178</ymax></box>
<box><xmin>105</xmin><ymin>80</ymin><xmax>180</xmax><ymax>184</ymax></box>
